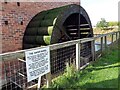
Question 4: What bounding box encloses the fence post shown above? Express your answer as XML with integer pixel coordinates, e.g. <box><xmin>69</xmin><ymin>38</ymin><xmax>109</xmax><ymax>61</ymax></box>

<box><xmin>91</xmin><ymin>40</ymin><xmax>95</xmax><ymax>61</ymax></box>
<box><xmin>111</xmin><ymin>34</ymin><xmax>114</xmax><ymax>43</ymax></box>
<box><xmin>100</xmin><ymin>37</ymin><xmax>103</xmax><ymax>52</ymax></box>
<box><xmin>46</xmin><ymin>72</ymin><xmax>51</xmax><ymax>88</ymax></box>
<box><xmin>118</xmin><ymin>31</ymin><xmax>120</xmax><ymax>38</ymax></box>
<box><xmin>76</xmin><ymin>41</ymin><xmax>80</xmax><ymax>71</ymax></box>
<box><xmin>116</xmin><ymin>32</ymin><xmax>118</xmax><ymax>40</ymax></box>
<box><xmin>37</xmin><ymin>77</ymin><xmax>41</xmax><ymax>90</ymax></box>
<box><xmin>104</xmin><ymin>36</ymin><xmax>107</xmax><ymax>48</ymax></box>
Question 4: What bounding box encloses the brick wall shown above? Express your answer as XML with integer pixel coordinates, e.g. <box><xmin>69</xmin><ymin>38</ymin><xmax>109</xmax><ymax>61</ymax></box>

<box><xmin>0</xmin><ymin>2</ymin><xmax>2</xmax><ymax>54</ymax></box>
<box><xmin>1</xmin><ymin>2</ymin><xmax>79</xmax><ymax>53</ymax></box>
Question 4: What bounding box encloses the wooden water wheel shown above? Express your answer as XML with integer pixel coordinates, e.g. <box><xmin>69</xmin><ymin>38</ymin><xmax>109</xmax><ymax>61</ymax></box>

<box><xmin>23</xmin><ymin>4</ymin><xmax>93</xmax><ymax>49</ymax></box>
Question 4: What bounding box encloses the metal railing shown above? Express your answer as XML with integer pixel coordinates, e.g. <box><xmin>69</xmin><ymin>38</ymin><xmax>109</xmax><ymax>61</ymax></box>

<box><xmin>0</xmin><ymin>31</ymin><xmax>120</xmax><ymax>90</ymax></box>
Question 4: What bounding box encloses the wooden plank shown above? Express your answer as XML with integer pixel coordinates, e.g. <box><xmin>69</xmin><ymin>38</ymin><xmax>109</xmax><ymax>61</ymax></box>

<box><xmin>27</xmin><ymin>84</ymin><xmax>38</xmax><ymax>89</ymax></box>
<box><xmin>18</xmin><ymin>58</ymin><xmax>26</xmax><ymax>62</ymax></box>
<box><xmin>119</xmin><ymin>32</ymin><xmax>120</xmax><ymax>38</ymax></box>
<box><xmin>66</xmin><ymin>24</ymin><xmax>89</xmax><ymax>28</ymax></box>
<box><xmin>80</xmin><ymin>24</ymin><xmax>89</xmax><ymax>26</ymax></box>
<box><xmin>111</xmin><ymin>34</ymin><xmax>114</xmax><ymax>43</ymax></box>
<box><xmin>94</xmin><ymin>34</ymin><xmax>103</xmax><ymax>39</ymax></box>
<box><xmin>49</xmin><ymin>39</ymin><xmax>79</xmax><ymax>50</ymax></box>
<box><xmin>116</xmin><ymin>32</ymin><xmax>118</xmax><ymax>40</ymax></box>
<box><xmin>81</xmin><ymin>38</ymin><xmax>93</xmax><ymax>43</ymax></box>
<box><xmin>46</xmin><ymin>72</ymin><xmax>51</xmax><ymax>88</ymax></box>
<box><xmin>104</xmin><ymin>36</ymin><xmax>107</xmax><ymax>48</ymax></box>
<box><xmin>80</xmin><ymin>62</ymin><xmax>90</xmax><ymax>70</ymax></box>
<box><xmin>80</xmin><ymin>28</ymin><xmax>90</xmax><ymax>30</ymax></box>
<box><xmin>91</xmin><ymin>40</ymin><xmax>95</xmax><ymax>61</ymax></box>
<box><xmin>50</xmin><ymin>38</ymin><xmax>93</xmax><ymax>50</ymax></box>
<box><xmin>76</xmin><ymin>42</ymin><xmax>81</xmax><ymax>70</ymax></box>
<box><xmin>94</xmin><ymin>31</ymin><xmax>119</xmax><ymax>40</ymax></box>
<box><xmin>1</xmin><ymin>52</ymin><xmax>25</xmax><ymax>61</ymax></box>
<box><xmin>37</xmin><ymin>76</ymin><xmax>41</xmax><ymax>90</ymax></box>
<box><xmin>100</xmin><ymin>37</ymin><xmax>103</xmax><ymax>52</ymax></box>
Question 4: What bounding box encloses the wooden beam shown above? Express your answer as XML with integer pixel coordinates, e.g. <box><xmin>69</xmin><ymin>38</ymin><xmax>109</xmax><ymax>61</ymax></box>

<box><xmin>1</xmin><ymin>31</ymin><xmax>120</xmax><ymax>61</ymax></box>
<box><xmin>76</xmin><ymin>42</ymin><xmax>81</xmax><ymax>70</ymax></box>
<box><xmin>18</xmin><ymin>58</ymin><xmax>26</xmax><ymax>62</ymax></box>
<box><xmin>104</xmin><ymin>36</ymin><xmax>107</xmax><ymax>48</ymax></box>
<box><xmin>111</xmin><ymin>34</ymin><xmax>114</xmax><ymax>43</ymax></box>
<box><xmin>91</xmin><ymin>40</ymin><xmax>96</xmax><ymax>61</ymax></box>
<box><xmin>100</xmin><ymin>37</ymin><xmax>103</xmax><ymax>52</ymax></box>
<box><xmin>80</xmin><ymin>62</ymin><xmax>90</xmax><ymax>70</ymax></box>
<box><xmin>46</xmin><ymin>72</ymin><xmax>52</xmax><ymax>88</ymax></box>
<box><xmin>116</xmin><ymin>32</ymin><xmax>118</xmax><ymax>40</ymax></box>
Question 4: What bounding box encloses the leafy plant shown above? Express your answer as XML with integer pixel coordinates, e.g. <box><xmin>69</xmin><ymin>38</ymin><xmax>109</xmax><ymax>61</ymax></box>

<box><xmin>47</xmin><ymin>43</ymin><xmax>119</xmax><ymax>89</ymax></box>
<box><xmin>96</xmin><ymin>18</ymin><xmax>108</xmax><ymax>30</ymax></box>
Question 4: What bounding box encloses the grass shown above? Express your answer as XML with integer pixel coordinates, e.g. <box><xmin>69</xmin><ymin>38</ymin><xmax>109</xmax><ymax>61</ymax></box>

<box><xmin>42</xmin><ymin>40</ymin><xmax>119</xmax><ymax>90</ymax></box>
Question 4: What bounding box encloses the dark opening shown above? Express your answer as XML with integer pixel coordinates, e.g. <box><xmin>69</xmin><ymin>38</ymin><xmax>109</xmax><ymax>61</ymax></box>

<box><xmin>63</xmin><ymin>13</ymin><xmax>79</xmax><ymax>40</ymax></box>
<box><xmin>17</xmin><ymin>2</ymin><xmax>20</xmax><ymax>6</ymax></box>
<box><xmin>63</xmin><ymin>13</ymin><xmax>92</xmax><ymax>40</ymax></box>
<box><xmin>21</xmin><ymin>21</ymin><xmax>23</xmax><ymax>25</ymax></box>
<box><xmin>4</xmin><ymin>21</ymin><xmax>8</xmax><ymax>25</ymax></box>
<box><xmin>64</xmin><ymin>13</ymin><xmax>79</xmax><ymax>26</ymax></box>
<box><xmin>80</xmin><ymin>14</ymin><xmax>88</xmax><ymax>24</ymax></box>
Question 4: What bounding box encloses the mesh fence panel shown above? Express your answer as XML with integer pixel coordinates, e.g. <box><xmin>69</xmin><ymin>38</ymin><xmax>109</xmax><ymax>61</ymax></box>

<box><xmin>2</xmin><ymin>59</ymin><xmax>38</xmax><ymax>90</ymax></box>
<box><xmin>80</xmin><ymin>42</ymin><xmax>92</xmax><ymax>66</ymax></box>
<box><xmin>1</xmin><ymin>31</ymin><xmax>120</xmax><ymax>89</ymax></box>
<box><xmin>50</xmin><ymin>45</ymin><xmax>76</xmax><ymax>76</ymax></box>
<box><xmin>1</xmin><ymin>42</ymin><xmax>93</xmax><ymax>90</ymax></box>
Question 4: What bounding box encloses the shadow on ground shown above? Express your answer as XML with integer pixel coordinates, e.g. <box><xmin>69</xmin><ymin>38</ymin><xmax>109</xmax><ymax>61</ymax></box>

<box><xmin>80</xmin><ymin>78</ymin><xmax>119</xmax><ymax>89</ymax></box>
<box><xmin>85</xmin><ymin>64</ymin><xmax>120</xmax><ymax>72</ymax></box>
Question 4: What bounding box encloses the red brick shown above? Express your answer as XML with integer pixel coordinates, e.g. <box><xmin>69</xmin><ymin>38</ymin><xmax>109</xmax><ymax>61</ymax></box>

<box><xmin>1</xmin><ymin>2</ymin><xmax>79</xmax><ymax>53</ymax></box>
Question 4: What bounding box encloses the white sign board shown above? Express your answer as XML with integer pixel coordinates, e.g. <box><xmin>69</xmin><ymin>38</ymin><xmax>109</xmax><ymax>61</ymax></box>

<box><xmin>25</xmin><ymin>47</ymin><xmax>50</xmax><ymax>82</ymax></box>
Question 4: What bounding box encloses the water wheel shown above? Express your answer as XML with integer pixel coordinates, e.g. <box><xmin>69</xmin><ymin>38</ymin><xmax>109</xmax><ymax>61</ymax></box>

<box><xmin>23</xmin><ymin>4</ymin><xmax>93</xmax><ymax>49</ymax></box>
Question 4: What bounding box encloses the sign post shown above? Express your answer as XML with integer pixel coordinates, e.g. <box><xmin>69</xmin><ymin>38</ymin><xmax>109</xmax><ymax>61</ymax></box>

<box><xmin>37</xmin><ymin>76</ymin><xmax>41</xmax><ymax>90</ymax></box>
<box><xmin>25</xmin><ymin>46</ymin><xmax>50</xmax><ymax>88</ymax></box>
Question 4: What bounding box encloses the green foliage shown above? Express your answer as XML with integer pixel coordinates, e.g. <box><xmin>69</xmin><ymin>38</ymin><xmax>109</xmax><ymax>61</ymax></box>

<box><xmin>49</xmin><ymin>63</ymin><xmax>77</xmax><ymax>88</ymax></box>
<box><xmin>96</xmin><ymin>18</ymin><xmax>118</xmax><ymax>30</ymax></box>
<box><xmin>108</xmin><ymin>21</ymin><xmax>118</xmax><ymax>30</ymax></box>
<box><xmin>46</xmin><ymin>43</ymin><xmax>119</xmax><ymax>89</ymax></box>
<box><xmin>108</xmin><ymin>21</ymin><xmax>118</xmax><ymax>27</ymax></box>
<box><xmin>118</xmin><ymin>22</ymin><xmax>120</xmax><ymax>29</ymax></box>
<box><xmin>96</xmin><ymin>18</ymin><xmax>108</xmax><ymax>30</ymax></box>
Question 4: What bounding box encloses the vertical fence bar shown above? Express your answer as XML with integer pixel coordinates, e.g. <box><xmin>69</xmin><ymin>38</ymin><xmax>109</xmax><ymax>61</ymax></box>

<box><xmin>118</xmin><ymin>32</ymin><xmax>119</xmax><ymax>38</ymax></box>
<box><xmin>76</xmin><ymin>42</ymin><xmax>80</xmax><ymax>71</ymax></box>
<box><xmin>116</xmin><ymin>32</ymin><xmax>118</xmax><ymax>40</ymax></box>
<box><xmin>46</xmin><ymin>72</ymin><xmax>51</xmax><ymax>88</ymax></box>
<box><xmin>91</xmin><ymin>40</ymin><xmax>95</xmax><ymax>61</ymax></box>
<box><xmin>104</xmin><ymin>36</ymin><xmax>107</xmax><ymax>48</ymax></box>
<box><xmin>111</xmin><ymin>34</ymin><xmax>114</xmax><ymax>43</ymax></box>
<box><xmin>118</xmin><ymin>31</ymin><xmax>120</xmax><ymax>38</ymax></box>
<box><xmin>37</xmin><ymin>77</ymin><xmax>41</xmax><ymax>90</ymax></box>
<box><xmin>100</xmin><ymin>37</ymin><xmax>103</xmax><ymax>52</ymax></box>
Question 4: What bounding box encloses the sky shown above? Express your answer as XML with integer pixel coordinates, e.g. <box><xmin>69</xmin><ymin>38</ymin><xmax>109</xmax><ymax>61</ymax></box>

<box><xmin>81</xmin><ymin>0</ymin><xmax>119</xmax><ymax>26</ymax></box>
